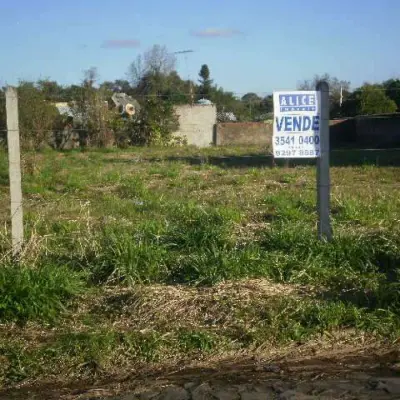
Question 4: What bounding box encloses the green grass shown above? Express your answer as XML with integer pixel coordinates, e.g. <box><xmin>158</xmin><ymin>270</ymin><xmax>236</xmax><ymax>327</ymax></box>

<box><xmin>0</xmin><ymin>146</ymin><xmax>399</xmax><ymax>388</ymax></box>
<box><xmin>0</xmin><ymin>263</ymin><xmax>86</xmax><ymax>323</ymax></box>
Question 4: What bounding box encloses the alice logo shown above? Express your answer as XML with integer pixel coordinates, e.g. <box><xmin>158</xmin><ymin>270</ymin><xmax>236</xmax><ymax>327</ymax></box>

<box><xmin>278</xmin><ymin>94</ymin><xmax>317</xmax><ymax>112</ymax></box>
<box><xmin>279</xmin><ymin>94</ymin><xmax>316</xmax><ymax>107</ymax></box>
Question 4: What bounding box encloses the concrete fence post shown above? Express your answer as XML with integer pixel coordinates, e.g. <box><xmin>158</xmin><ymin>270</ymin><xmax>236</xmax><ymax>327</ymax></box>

<box><xmin>316</xmin><ymin>81</ymin><xmax>332</xmax><ymax>241</ymax></box>
<box><xmin>6</xmin><ymin>86</ymin><xmax>24</xmax><ymax>255</ymax></box>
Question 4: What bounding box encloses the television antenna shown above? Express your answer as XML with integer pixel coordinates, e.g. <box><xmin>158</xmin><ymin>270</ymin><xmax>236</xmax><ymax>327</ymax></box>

<box><xmin>174</xmin><ymin>49</ymin><xmax>195</xmax><ymax>104</ymax></box>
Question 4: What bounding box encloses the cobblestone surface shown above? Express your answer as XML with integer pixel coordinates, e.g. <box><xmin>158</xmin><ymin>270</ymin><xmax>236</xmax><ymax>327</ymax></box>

<box><xmin>108</xmin><ymin>375</ymin><xmax>400</xmax><ymax>400</ymax></box>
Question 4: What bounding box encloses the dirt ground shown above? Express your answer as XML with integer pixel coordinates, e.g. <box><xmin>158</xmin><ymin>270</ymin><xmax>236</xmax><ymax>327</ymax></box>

<box><xmin>2</xmin><ymin>342</ymin><xmax>400</xmax><ymax>400</ymax></box>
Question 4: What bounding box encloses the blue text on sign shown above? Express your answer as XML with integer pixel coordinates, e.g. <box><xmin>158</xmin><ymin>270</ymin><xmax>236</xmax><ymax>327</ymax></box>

<box><xmin>279</xmin><ymin>94</ymin><xmax>316</xmax><ymax>112</ymax></box>
<box><xmin>275</xmin><ymin>116</ymin><xmax>320</xmax><ymax>132</ymax></box>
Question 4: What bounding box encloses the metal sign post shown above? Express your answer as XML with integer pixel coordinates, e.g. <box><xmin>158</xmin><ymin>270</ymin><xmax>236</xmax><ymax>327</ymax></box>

<box><xmin>273</xmin><ymin>82</ymin><xmax>332</xmax><ymax>241</ymax></box>
<box><xmin>6</xmin><ymin>86</ymin><xmax>24</xmax><ymax>255</ymax></box>
<box><xmin>316</xmin><ymin>81</ymin><xmax>332</xmax><ymax>241</ymax></box>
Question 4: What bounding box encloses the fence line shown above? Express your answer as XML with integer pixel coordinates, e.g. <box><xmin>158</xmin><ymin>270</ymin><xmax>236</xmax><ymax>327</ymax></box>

<box><xmin>2</xmin><ymin>87</ymin><xmax>400</xmax><ymax>101</ymax></box>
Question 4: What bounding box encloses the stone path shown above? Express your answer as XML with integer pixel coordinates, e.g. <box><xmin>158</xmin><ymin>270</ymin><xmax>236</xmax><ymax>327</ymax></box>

<box><xmin>108</xmin><ymin>376</ymin><xmax>400</xmax><ymax>400</ymax></box>
<box><xmin>2</xmin><ymin>346</ymin><xmax>399</xmax><ymax>399</ymax></box>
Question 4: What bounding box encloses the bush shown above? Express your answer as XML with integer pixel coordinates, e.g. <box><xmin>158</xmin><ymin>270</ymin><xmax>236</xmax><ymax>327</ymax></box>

<box><xmin>128</xmin><ymin>98</ymin><xmax>179</xmax><ymax>146</ymax></box>
<box><xmin>17</xmin><ymin>82</ymin><xmax>62</xmax><ymax>150</ymax></box>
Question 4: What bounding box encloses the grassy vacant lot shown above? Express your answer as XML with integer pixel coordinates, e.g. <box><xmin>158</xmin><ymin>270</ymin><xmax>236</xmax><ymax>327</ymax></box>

<box><xmin>0</xmin><ymin>146</ymin><xmax>399</xmax><ymax>391</ymax></box>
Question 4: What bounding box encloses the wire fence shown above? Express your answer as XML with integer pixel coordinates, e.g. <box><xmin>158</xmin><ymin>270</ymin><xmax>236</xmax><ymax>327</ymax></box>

<box><xmin>1</xmin><ymin>86</ymin><xmax>400</xmax><ymax>129</ymax></box>
<box><xmin>1</xmin><ymin>129</ymin><xmax>399</xmax><ymax>255</ymax></box>
<box><xmin>0</xmin><ymin>83</ymin><xmax>399</xmax><ymax>255</ymax></box>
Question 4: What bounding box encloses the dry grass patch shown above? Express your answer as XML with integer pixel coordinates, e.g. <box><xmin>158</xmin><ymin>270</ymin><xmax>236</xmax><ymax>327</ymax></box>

<box><xmin>87</xmin><ymin>280</ymin><xmax>311</xmax><ymax>332</ymax></box>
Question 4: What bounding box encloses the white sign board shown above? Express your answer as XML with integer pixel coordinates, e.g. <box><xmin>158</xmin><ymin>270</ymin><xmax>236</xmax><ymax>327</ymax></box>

<box><xmin>273</xmin><ymin>91</ymin><xmax>321</xmax><ymax>158</ymax></box>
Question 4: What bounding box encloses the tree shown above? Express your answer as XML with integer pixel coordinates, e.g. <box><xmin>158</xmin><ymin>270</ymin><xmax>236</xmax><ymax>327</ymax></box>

<box><xmin>298</xmin><ymin>73</ymin><xmax>350</xmax><ymax>117</ymax></box>
<box><xmin>100</xmin><ymin>80</ymin><xmax>134</xmax><ymax>99</ymax></box>
<box><xmin>198</xmin><ymin>64</ymin><xmax>213</xmax><ymax>98</ymax></box>
<box><xmin>241</xmin><ymin>93</ymin><xmax>261</xmax><ymax>121</ymax></box>
<box><xmin>342</xmin><ymin>84</ymin><xmax>397</xmax><ymax>116</ymax></box>
<box><xmin>383</xmin><ymin>79</ymin><xmax>400</xmax><ymax>111</ymax></box>
<box><xmin>128</xmin><ymin>45</ymin><xmax>176</xmax><ymax>88</ymax></box>
<box><xmin>358</xmin><ymin>84</ymin><xmax>397</xmax><ymax>115</ymax></box>
<box><xmin>69</xmin><ymin>69</ymin><xmax>115</xmax><ymax>147</ymax></box>
<box><xmin>128</xmin><ymin>97</ymin><xmax>179</xmax><ymax>146</ymax></box>
<box><xmin>238</xmin><ymin>93</ymin><xmax>273</xmax><ymax>121</ymax></box>
<box><xmin>17</xmin><ymin>81</ymin><xmax>62</xmax><ymax>149</ymax></box>
<box><xmin>162</xmin><ymin>71</ymin><xmax>193</xmax><ymax>104</ymax></box>
<box><xmin>260</xmin><ymin>95</ymin><xmax>273</xmax><ymax>114</ymax></box>
<box><xmin>83</xmin><ymin>67</ymin><xmax>98</xmax><ymax>88</ymax></box>
<box><xmin>63</xmin><ymin>84</ymin><xmax>85</xmax><ymax>102</ymax></box>
<box><xmin>128</xmin><ymin>46</ymin><xmax>178</xmax><ymax>97</ymax></box>
<box><xmin>114</xmin><ymin>79</ymin><xmax>133</xmax><ymax>94</ymax></box>
<box><xmin>241</xmin><ymin>93</ymin><xmax>261</xmax><ymax>103</ymax></box>
<box><xmin>144</xmin><ymin>45</ymin><xmax>176</xmax><ymax>75</ymax></box>
<box><xmin>36</xmin><ymin>79</ymin><xmax>65</xmax><ymax>101</ymax></box>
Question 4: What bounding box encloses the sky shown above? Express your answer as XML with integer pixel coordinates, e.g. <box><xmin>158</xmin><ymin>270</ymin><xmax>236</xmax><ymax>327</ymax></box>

<box><xmin>0</xmin><ymin>0</ymin><xmax>399</xmax><ymax>95</ymax></box>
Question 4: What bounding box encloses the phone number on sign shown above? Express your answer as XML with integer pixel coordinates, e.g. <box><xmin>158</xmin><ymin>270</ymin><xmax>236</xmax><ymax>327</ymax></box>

<box><xmin>274</xmin><ymin>135</ymin><xmax>320</xmax><ymax>146</ymax></box>
<box><xmin>275</xmin><ymin>149</ymin><xmax>320</xmax><ymax>157</ymax></box>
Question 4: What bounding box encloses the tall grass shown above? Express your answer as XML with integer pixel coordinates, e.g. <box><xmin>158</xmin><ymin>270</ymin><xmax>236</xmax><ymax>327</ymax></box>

<box><xmin>0</xmin><ymin>147</ymin><xmax>399</xmax><ymax>387</ymax></box>
<box><xmin>0</xmin><ymin>263</ymin><xmax>85</xmax><ymax>323</ymax></box>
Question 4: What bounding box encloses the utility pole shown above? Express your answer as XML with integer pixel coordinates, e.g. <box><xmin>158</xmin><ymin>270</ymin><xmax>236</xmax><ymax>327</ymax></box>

<box><xmin>174</xmin><ymin>49</ymin><xmax>195</xmax><ymax>104</ymax></box>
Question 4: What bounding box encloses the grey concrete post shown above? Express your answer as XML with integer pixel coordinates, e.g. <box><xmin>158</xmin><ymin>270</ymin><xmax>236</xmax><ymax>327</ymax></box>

<box><xmin>6</xmin><ymin>87</ymin><xmax>24</xmax><ymax>255</ymax></box>
<box><xmin>316</xmin><ymin>81</ymin><xmax>332</xmax><ymax>241</ymax></box>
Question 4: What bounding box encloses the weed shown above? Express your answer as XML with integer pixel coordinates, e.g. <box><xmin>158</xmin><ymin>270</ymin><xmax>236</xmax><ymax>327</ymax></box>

<box><xmin>177</xmin><ymin>329</ymin><xmax>218</xmax><ymax>353</ymax></box>
<box><xmin>0</xmin><ymin>263</ymin><xmax>86</xmax><ymax>324</ymax></box>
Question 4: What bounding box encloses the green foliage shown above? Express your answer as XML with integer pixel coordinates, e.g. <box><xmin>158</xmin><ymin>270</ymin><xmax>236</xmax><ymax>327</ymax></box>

<box><xmin>244</xmin><ymin>297</ymin><xmax>400</xmax><ymax>346</ymax></box>
<box><xmin>69</xmin><ymin>70</ymin><xmax>116</xmax><ymax>147</ymax></box>
<box><xmin>0</xmin><ymin>264</ymin><xmax>85</xmax><ymax>324</ymax></box>
<box><xmin>128</xmin><ymin>97</ymin><xmax>180</xmax><ymax>146</ymax></box>
<box><xmin>89</xmin><ymin>231</ymin><xmax>171</xmax><ymax>285</ymax></box>
<box><xmin>241</xmin><ymin>93</ymin><xmax>273</xmax><ymax>121</ymax></box>
<box><xmin>198</xmin><ymin>64</ymin><xmax>213</xmax><ymax>99</ymax></box>
<box><xmin>342</xmin><ymin>84</ymin><xmax>397</xmax><ymax>117</ymax></box>
<box><xmin>36</xmin><ymin>80</ymin><xmax>66</xmax><ymax>102</ymax></box>
<box><xmin>161</xmin><ymin>72</ymin><xmax>193</xmax><ymax>104</ymax></box>
<box><xmin>16</xmin><ymin>82</ymin><xmax>63</xmax><ymax>149</ymax></box>
<box><xmin>178</xmin><ymin>329</ymin><xmax>217</xmax><ymax>353</ymax></box>
<box><xmin>0</xmin><ymin>148</ymin><xmax>400</xmax><ymax>387</ymax></box>
<box><xmin>383</xmin><ymin>79</ymin><xmax>400</xmax><ymax>111</ymax></box>
<box><xmin>358</xmin><ymin>84</ymin><xmax>398</xmax><ymax>115</ymax></box>
<box><xmin>128</xmin><ymin>45</ymin><xmax>184</xmax><ymax>101</ymax></box>
<box><xmin>133</xmin><ymin>71</ymin><xmax>192</xmax><ymax>105</ymax></box>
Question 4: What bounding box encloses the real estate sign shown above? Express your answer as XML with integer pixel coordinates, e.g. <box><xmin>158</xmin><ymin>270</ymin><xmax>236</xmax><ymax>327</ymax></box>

<box><xmin>273</xmin><ymin>91</ymin><xmax>321</xmax><ymax>158</ymax></box>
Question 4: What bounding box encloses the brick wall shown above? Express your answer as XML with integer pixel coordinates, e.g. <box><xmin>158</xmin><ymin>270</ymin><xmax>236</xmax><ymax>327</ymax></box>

<box><xmin>355</xmin><ymin>115</ymin><xmax>400</xmax><ymax>147</ymax></box>
<box><xmin>215</xmin><ymin>122</ymin><xmax>273</xmax><ymax>146</ymax></box>
<box><xmin>330</xmin><ymin>114</ymin><xmax>400</xmax><ymax>148</ymax></box>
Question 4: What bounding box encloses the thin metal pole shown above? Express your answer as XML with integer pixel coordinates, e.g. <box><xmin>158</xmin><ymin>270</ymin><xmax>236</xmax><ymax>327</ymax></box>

<box><xmin>6</xmin><ymin>86</ymin><xmax>24</xmax><ymax>255</ymax></box>
<box><xmin>316</xmin><ymin>81</ymin><xmax>332</xmax><ymax>241</ymax></box>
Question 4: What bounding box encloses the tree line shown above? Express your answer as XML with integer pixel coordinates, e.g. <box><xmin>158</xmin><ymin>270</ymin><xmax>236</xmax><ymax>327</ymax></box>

<box><xmin>298</xmin><ymin>73</ymin><xmax>400</xmax><ymax>117</ymax></box>
<box><xmin>0</xmin><ymin>44</ymin><xmax>399</xmax><ymax>149</ymax></box>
